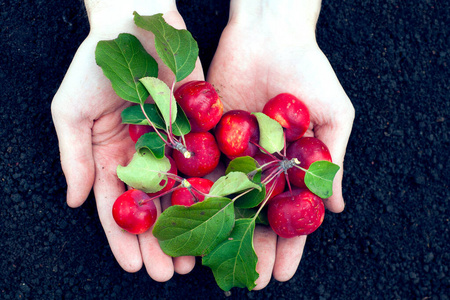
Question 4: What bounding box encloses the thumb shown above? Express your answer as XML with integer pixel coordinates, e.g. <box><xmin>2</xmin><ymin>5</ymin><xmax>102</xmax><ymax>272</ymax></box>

<box><xmin>51</xmin><ymin>97</ymin><xmax>95</xmax><ymax>208</ymax></box>
<box><xmin>313</xmin><ymin>98</ymin><xmax>354</xmax><ymax>213</ymax></box>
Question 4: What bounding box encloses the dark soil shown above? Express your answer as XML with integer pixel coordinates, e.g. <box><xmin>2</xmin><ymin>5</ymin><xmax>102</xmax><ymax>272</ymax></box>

<box><xmin>1</xmin><ymin>0</ymin><xmax>449</xmax><ymax>299</ymax></box>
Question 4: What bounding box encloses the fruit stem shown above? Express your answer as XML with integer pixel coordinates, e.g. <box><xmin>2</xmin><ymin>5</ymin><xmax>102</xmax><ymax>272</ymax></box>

<box><xmin>251</xmin><ymin>141</ymin><xmax>279</xmax><ymax>161</ymax></box>
<box><xmin>166</xmin><ymin>77</ymin><xmax>177</xmax><ymax>146</ymax></box>
<box><xmin>140</xmin><ymin>103</ymin><xmax>170</xmax><ymax>146</ymax></box>
<box><xmin>172</xmin><ymin>140</ymin><xmax>192</xmax><ymax>158</ymax></box>
<box><xmin>140</xmin><ymin>183</ymin><xmax>181</xmax><ymax>205</ymax></box>
<box><xmin>261</xmin><ymin>166</ymin><xmax>283</xmax><ymax>186</ymax></box>
<box><xmin>253</xmin><ymin>179</ymin><xmax>278</xmax><ymax>219</ymax></box>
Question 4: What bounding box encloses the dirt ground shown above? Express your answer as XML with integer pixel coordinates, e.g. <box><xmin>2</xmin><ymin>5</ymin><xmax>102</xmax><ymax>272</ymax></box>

<box><xmin>1</xmin><ymin>0</ymin><xmax>449</xmax><ymax>299</ymax></box>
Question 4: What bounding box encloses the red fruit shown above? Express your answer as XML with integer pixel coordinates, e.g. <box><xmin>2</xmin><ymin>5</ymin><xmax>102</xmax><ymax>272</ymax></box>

<box><xmin>175</xmin><ymin>80</ymin><xmax>224</xmax><ymax>132</ymax></box>
<box><xmin>128</xmin><ymin>124</ymin><xmax>153</xmax><ymax>143</ymax></box>
<box><xmin>214</xmin><ymin>110</ymin><xmax>259</xmax><ymax>159</ymax></box>
<box><xmin>171</xmin><ymin>177</ymin><xmax>214</xmax><ymax>206</ymax></box>
<box><xmin>286</xmin><ymin>137</ymin><xmax>332</xmax><ymax>188</ymax></box>
<box><xmin>146</xmin><ymin>156</ymin><xmax>178</xmax><ymax>198</ymax></box>
<box><xmin>172</xmin><ymin>132</ymin><xmax>220</xmax><ymax>177</ymax></box>
<box><xmin>253</xmin><ymin>153</ymin><xmax>286</xmax><ymax>200</ymax></box>
<box><xmin>267</xmin><ymin>188</ymin><xmax>325</xmax><ymax>238</ymax></box>
<box><xmin>262</xmin><ymin>93</ymin><xmax>310</xmax><ymax>142</ymax></box>
<box><xmin>112</xmin><ymin>189</ymin><xmax>157</xmax><ymax>235</ymax></box>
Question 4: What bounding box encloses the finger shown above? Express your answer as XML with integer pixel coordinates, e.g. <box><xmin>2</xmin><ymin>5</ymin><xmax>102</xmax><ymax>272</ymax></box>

<box><xmin>272</xmin><ymin>235</ymin><xmax>307</xmax><ymax>282</ymax></box>
<box><xmin>173</xmin><ymin>256</ymin><xmax>196</xmax><ymax>275</ymax></box>
<box><xmin>314</xmin><ymin>103</ymin><xmax>354</xmax><ymax>213</ymax></box>
<box><xmin>139</xmin><ymin>199</ymin><xmax>175</xmax><ymax>282</ymax></box>
<box><xmin>253</xmin><ymin>225</ymin><xmax>277</xmax><ymax>290</ymax></box>
<box><xmin>93</xmin><ymin>160</ymin><xmax>143</xmax><ymax>273</ymax></box>
<box><xmin>51</xmin><ymin>98</ymin><xmax>95</xmax><ymax>208</ymax></box>
<box><xmin>159</xmin><ymin>194</ymin><xmax>197</xmax><ymax>275</ymax></box>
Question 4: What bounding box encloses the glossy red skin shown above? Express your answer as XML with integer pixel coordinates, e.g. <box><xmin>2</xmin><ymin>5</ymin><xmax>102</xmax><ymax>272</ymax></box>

<box><xmin>175</xmin><ymin>80</ymin><xmax>224</xmax><ymax>132</ymax></box>
<box><xmin>128</xmin><ymin>124</ymin><xmax>154</xmax><ymax>143</ymax></box>
<box><xmin>146</xmin><ymin>156</ymin><xmax>178</xmax><ymax>198</ymax></box>
<box><xmin>171</xmin><ymin>177</ymin><xmax>214</xmax><ymax>206</ymax></box>
<box><xmin>262</xmin><ymin>93</ymin><xmax>310</xmax><ymax>142</ymax></box>
<box><xmin>214</xmin><ymin>110</ymin><xmax>259</xmax><ymax>159</ymax></box>
<box><xmin>253</xmin><ymin>153</ymin><xmax>286</xmax><ymax>201</ymax></box>
<box><xmin>172</xmin><ymin>132</ymin><xmax>220</xmax><ymax>177</ymax></box>
<box><xmin>286</xmin><ymin>137</ymin><xmax>332</xmax><ymax>188</ymax></box>
<box><xmin>267</xmin><ymin>188</ymin><xmax>325</xmax><ymax>238</ymax></box>
<box><xmin>112</xmin><ymin>189</ymin><xmax>157</xmax><ymax>235</ymax></box>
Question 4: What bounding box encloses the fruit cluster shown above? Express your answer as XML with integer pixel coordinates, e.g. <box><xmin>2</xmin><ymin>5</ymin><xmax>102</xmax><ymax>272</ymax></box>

<box><xmin>115</xmin><ymin>84</ymin><xmax>334</xmax><ymax>239</ymax></box>
<box><xmin>95</xmin><ymin>12</ymin><xmax>339</xmax><ymax>291</ymax></box>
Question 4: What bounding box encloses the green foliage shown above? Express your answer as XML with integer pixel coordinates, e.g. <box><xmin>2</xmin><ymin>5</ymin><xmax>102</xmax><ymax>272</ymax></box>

<box><xmin>252</xmin><ymin>112</ymin><xmax>284</xmax><ymax>154</ymax></box>
<box><xmin>133</xmin><ymin>12</ymin><xmax>199</xmax><ymax>82</ymax></box>
<box><xmin>95</xmin><ymin>33</ymin><xmax>158</xmax><ymax>103</ymax></box>
<box><xmin>203</xmin><ymin>219</ymin><xmax>259</xmax><ymax>291</ymax></box>
<box><xmin>304</xmin><ymin>160</ymin><xmax>340</xmax><ymax>198</ymax></box>
<box><xmin>152</xmin><ymin>197</ymin><xmax>235</xmax><ymax>257</ymax></box>
<box><xmin>116</xmin><ymin>149</ymin><xmax>170</xmax><ymax>193</ymax></box>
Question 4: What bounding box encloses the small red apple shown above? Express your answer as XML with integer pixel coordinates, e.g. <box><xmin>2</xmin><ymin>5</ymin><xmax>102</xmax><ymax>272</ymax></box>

<box><xmin>267</xmin><ymin>188</ymin><xmax>325</xmax><ymax>238</ymax></box>
<box><xmin>171</xmin><ymin>177</ymin><xmax>214</xmax><ymax>206</ymax></box>
<box><xmin>172</xmin><ymin>132</ymin><xmax>221</xmax><ymax>177</ymax></box>
<box><xmin>128</xmin><ymin>124</ymin><xmax>154</xmax><ymax>143</ymax></box>
<box><xmin>112</xmin><ymin>189</ymin><xmax>157</xmax><ymax>235</ymax></box>
<box><xmin>214</xmin><ymin>110</ymin><xmax>259</xmax><ymax>159</ymax></box>
<box><xmin>263</xmin><ymin>93</ymin><xmax>310</xmax><ymax>142</ymax></box>
<box><xmin>286</xmin><ymin>137</ymin><xmax>332</xmax><ymax>188</ymax></box>
<box><xmin>174</xmin><ymin>80</ymin><xmax>223</xmax><ymax>132</ymax></box>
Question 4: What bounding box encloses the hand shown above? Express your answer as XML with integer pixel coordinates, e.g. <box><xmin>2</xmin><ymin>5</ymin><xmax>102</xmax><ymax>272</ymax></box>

<box><xmin>51</xmin><ymin>0</ymin><xmax>203</xmax><ymax>281</ymax></box>
<box><xmin>207</xmin><ymin>0</ymin><xmax>355</xmax><ymax>289</ymax></box>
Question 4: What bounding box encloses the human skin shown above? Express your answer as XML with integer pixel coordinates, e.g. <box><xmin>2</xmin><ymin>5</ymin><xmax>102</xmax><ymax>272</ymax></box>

<box><xmin>51</xmin><ymin>0</ymin><xmax>202</xmax><ymax>282</ymax></box>
<box><xmin>207</xmin><ymin>0</ymin><xmax>355</xmax><ymax>290</ymax></box>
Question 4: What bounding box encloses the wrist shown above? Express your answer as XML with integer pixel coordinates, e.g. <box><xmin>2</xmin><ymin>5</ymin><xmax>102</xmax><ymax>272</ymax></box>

<box><xmin>229</xmin><ymin>0</ymin><xmax>321</xmax><ymax>44</ymax></box>
<box><xmin>85</xmin><ymin>0</ymin><xmax>177</xmax><ymax>36</ymax></box>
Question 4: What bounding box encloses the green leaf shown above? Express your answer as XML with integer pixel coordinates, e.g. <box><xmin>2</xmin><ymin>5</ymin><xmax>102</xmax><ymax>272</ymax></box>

<box><xmin>139</xmin><ymin>77</ymin><xmax>177</xmax><ymax>125</ymax></box>
<box><xmin>203</xmin><ymin>218</ymin><xmax>259</xmax><ymax>291</ymax></box>
<box><xmin>234</xmin><ymin>183</ymin><xmax>266</xmax><ymax>208</ymax></box>
<box><xmin>116</xmin><ymin>149</ymin><xmax>170</xmax><ymax>193</ymax></box>
<box><xmin>153</xmin><ymin>197</ymin><xmax>235</xmax><ymax>256</ymax></box>
<box><xmin>235</xmin><ymin>207</ymin><xmax>269</xmax><ymax>225</ymax></box>
<box><xmin>171</xmin><ymin>104</ymin><xmax>191</xmax><ymax>136</ymax></box>
<box><xmin>135</xmin><ymin>132</ymin><xmax>167</xmax><ymax>159</ymax></box>
<box><xmin>304</xmin><ymin>160</ymin><xmax>340</xmax><ymax>198</ymax></box>
<box><xmin>209</xmin><ymin>172</ymin><xmax>261</xmax><ymax>199</ymax></box>
<box><xmin>225</xmin><ymin>156</ymin><xmax>258</xmax><ymax>175</ymax></box>
<box><xmin>252</xmin><ymin>112</ymin><xmax>284</xmax><ymax>154</ymax></box>
<box><xmin>95</xmin><ymin>33</ymin><xmax>158</xmax><ymax>103</ymax></box>
<box><xmin>121</xmin><ymin>104</ymin><xmax>190</xmax><ymax>136</ymax></box>
<box><xmin>134</xmin><ymin>12</ymin><xmax>199</xmax><ymax>82</ymax></box>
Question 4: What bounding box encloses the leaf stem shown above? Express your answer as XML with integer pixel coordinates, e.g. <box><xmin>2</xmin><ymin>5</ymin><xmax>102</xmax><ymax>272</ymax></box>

<box><xmin>140</xmin><ymin>103</ymin><xmax>170</xmax><ymax>146</ymax></box>
<box><xmin>250</xmin><ymin>141</ymin><xmax>279</xmax><ymax>161</ymax></box>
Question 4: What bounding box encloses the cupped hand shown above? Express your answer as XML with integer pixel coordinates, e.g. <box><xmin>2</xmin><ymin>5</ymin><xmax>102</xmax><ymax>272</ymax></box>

<box><xmin>51</xmin><ymin>2</ymin><xmax>203</xmax><ymax>282</ymax></box>
<box><xmin>207</xmin><ymin>1</ymin><xmax>355</xmax><ymax>289</ymax></box>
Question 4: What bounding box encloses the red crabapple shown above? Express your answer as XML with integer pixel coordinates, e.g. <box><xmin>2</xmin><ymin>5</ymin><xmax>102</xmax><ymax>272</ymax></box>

<box><xmin>214</xmin><ymin>110</ymin><xmax>259</xmax><ymax>159</ymax></box>
<box><xmin>112</xmin><ymin>189</ymin><xmax>157</xmax><ymax>235</ymax></box>
<box><xmin>174</xmin><ymin>80</ymin><xmax>223</xmax><ymax>132</ymax></box>
<box><xmin>286</xmin><ymin>137</ymin><xmax>332</xmax><ymax>188</ymax></box>
<box><xmin>267</xmin><ymin>188</ymin><xmax>325</xmax><ymax>238</ymax></box>
<box><xmin>171</xmin><ymin>177</ymin><xmax>214</xmax><ymax>206</ymax></box>
<box><xmin>262</xmin><ymin>93</ymin><xmax>310</xmax><ymax>142</ymax></box>
<box><xmin>172</xmin><ymin>132</ymin><xmax>221</xmax><ymax>177</ymax></box>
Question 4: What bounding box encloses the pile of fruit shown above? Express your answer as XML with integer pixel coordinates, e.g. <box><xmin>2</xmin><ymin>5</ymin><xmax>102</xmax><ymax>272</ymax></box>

<box><xmin>95</xmin><ymin>12</ymin><xmax>339</xmax><ymax>291</ymax></box>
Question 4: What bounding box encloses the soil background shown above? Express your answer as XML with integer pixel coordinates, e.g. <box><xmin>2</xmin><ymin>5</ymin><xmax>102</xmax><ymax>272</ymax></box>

<box><xmin>1</xmin><ymin>0</ymin><xmax>449</xmax><ymax>299</ymax></box>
